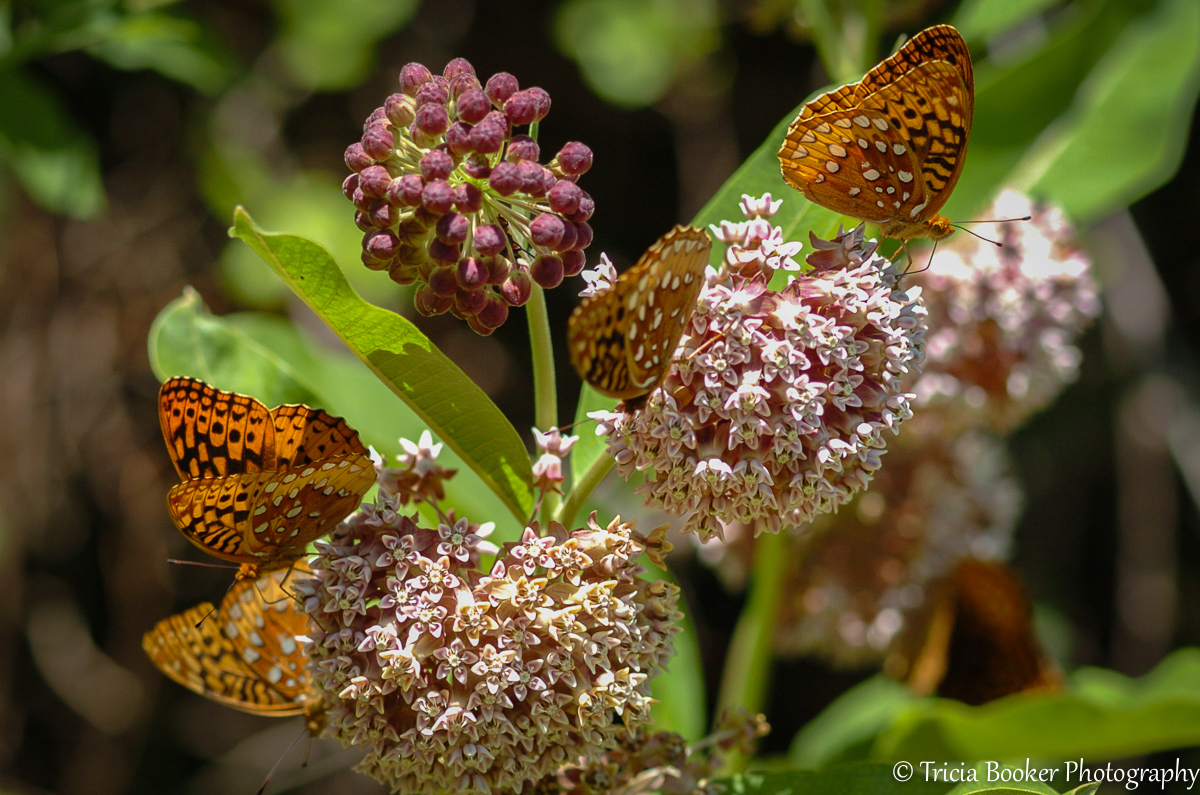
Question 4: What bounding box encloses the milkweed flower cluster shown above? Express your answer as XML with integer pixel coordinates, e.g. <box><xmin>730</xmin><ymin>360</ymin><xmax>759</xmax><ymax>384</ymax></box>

<box><xmin>907</xmin><ymin>190</ymin><xmax>1100</xmax><ymax>434</ymax></box>
<box><xmin>591</xmin><ymin>195</ymin><xmax>926</xmax><ymax>541</ymax></box>
<box><xmin>775</xmin><ymin>432</ymin><xmax>1019</xmax><ymax>664</ymax></box>
<box><xmin>539</xmin><ymin>708</ymin><xmax>769</xmax><ymax>795</ymax></box>
<box><xmin>343</xmin><ymin>57</ymin><xmax>595</xmax><ymax>334</ymax></box>
<box><xmin>695</xmin><ymin>191</ymin><xmax>1097</xmax><ymax>670</ymax></box>
<box><xmin>297</xmin><ymin>434</ymin><xmax>683</xmax><ymax>795</ymax></box>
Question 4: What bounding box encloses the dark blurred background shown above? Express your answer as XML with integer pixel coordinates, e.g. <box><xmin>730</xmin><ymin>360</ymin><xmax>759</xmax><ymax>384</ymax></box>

<box><xmin>1</xmin><ymin>0</ymin><xmax>1198</xmax><ymax>792</ymax></box>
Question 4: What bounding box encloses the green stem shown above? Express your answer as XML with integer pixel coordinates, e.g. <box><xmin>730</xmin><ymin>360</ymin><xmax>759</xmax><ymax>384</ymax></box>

<box><xmin>526</xmin><ymin>284</ymin><xmax>560</xmax><ymax>517</ymax></box>
<box><xmin>555</xmin><ymin>452</ymin><xmax>614</xmax><ymax>528</ymax></box>
<box><xmin>715</xmin><ymin>528</ymin><xmax>789</xmax><ymax>765</ymax></box>
<box><xmin>527</xmin><ymin>285</ymin><xmax>557</xmax><ymax>429</ymax></box>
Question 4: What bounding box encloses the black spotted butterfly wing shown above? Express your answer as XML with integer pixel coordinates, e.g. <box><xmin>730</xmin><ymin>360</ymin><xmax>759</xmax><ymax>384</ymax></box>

<box><xmin>159</xmin><ymin>377</ymin><xmax>375</xmax><ymax>578</ymax></box>
<box><xmin>778</xmin><ymin>24</ymin><xmax>973</xmax><ymax>241</ymax></box>
<box><xmin>568</xmin><ymin>225</ymin><xmax>712</xmax><ymax>402</ymax></box>
<box><xmin>142</xmin><ymin>566</ymin><xmax>323</xmax><ymax>731</ymax></box>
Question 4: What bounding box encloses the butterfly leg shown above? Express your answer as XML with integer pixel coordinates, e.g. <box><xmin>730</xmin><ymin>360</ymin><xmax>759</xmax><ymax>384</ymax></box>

<box><xmin>257</xmin><ymin>563</ymin><xmax>303</xmax><ymax>607</ymax></box>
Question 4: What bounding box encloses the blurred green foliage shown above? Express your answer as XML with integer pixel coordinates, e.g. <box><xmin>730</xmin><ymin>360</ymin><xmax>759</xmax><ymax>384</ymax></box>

<box><xmin>0</xmin><ymin>0</ymin><xmax>234</xmax><ymax>216</ymax></box>
<box><xmin>554</xmin><ymin>0</ymin><xmax>721</xmax><ymax>107</ymax></box>
<box><xmin>790</xmin><ymin>648</ymin><xmax>1200</xmax><ymax>766</ymax></box>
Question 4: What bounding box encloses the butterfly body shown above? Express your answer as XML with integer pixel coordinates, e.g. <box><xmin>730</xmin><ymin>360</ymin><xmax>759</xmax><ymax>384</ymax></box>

<box><xmin>159</xmin><ymin>377</ymin><xmax>375</xmax><ymax>579</ymax></box>
<box><xmin>568</xmin><ymin>225</ymin><xmax>712</xmax><ymax>403</ymax></box>
<box><xmin>142</xmin><ymin>567</ymin><xmax>323</xmax><ymax>729</ymax></box>
<box><xmin>778</xmin><ymin>25</ymin><xmax>973</xmax><ymax>241</ymax></box>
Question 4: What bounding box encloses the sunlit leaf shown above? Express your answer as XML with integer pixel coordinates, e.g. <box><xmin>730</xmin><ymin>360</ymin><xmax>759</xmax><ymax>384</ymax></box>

<box><xmin>1021</xmin><ymin>0</ymin><xmax>1200</xmax><ymax>222</ymax></box>
<box><xmin>230</xmin><ymin>208</ymin><xmax>535</xmax><ymax>523</ymax></box>
<box><xmin>715</xmin><ymin>762</ymin><xmax>955</xmax><ymax>795</ymax></box>
<box><xmin>790</xmin><ymin>676</ymin><xmax>917</xmax><ymax>768</ymax></box>
<box><xmin>874</xmin><ymin>648</ymin><xmax>1200</xmax><ymax>761</ymax></box>
<box><xmin>148</xmin><ymin>288</ymin><xmax>320</xmax><ymax>404</ymax></box>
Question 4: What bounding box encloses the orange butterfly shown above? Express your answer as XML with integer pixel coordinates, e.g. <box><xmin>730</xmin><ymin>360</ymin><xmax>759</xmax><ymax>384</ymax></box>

<box><xmin>142</xmin><ymin>567</ymin><xmax>324</xmax><ymax>733</ymax></box>
<box><xmin>778</xmin><ymin>25</ymin><xmax>973</xmax><ymax>241</ymax></box>
<box><xmin>889</xmin><ymin>559</ymin><xmax>1061</xmax><ymax>705</ymax></box>
<box><xmin>159</xmin><ymin>377</ymin><xmax>375</xmax><ymax>580</ymax></box>
<box><xmin>568</xmin><ymin>225</ymin><xmax>711</xmax><ymax>404</ymax></box>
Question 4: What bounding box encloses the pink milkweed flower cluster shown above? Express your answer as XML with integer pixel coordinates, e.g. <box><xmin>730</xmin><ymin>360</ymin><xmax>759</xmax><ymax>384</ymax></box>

<box><xmin>297</xmin><ymin>435</ymin><xmax>682</xmax><ymax>795</ymax></box>
<box><xmin>590</xmin><ymin>195</ymin><xmax>927</xmax><ymax>541</ymax></box>
<box><xmin>907</xmin><ymin>189</ymin><xmax>1100</xmax><ymax>435</ymax></box>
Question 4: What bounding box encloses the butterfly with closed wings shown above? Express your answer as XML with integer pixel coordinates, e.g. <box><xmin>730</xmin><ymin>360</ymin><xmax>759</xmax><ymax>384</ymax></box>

<box><xmin>778</xmin><ymin>24</ymin><xmax>974</xmax><ymax>242</ymax></box>
<box><xmin>142</xmin><ymin>566</ymin><xmax>324</xmax><ymax>733</ymax></box>
<box><xmin>567</xmin><ymin>225</ymin><xmax>712</xmax><ymax>407</ymax></box>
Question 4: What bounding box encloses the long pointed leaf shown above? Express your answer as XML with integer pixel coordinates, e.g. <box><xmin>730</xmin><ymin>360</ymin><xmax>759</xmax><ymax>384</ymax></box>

<box><xmin>231</xmin><ymin>208</ymin><xmax>534</xmax><ymax>522</ymax></box>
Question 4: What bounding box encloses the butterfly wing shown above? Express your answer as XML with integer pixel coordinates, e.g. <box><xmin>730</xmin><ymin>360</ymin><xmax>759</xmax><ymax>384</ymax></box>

<box><xmin>856</xmin><ymin>25</ymin><xmax>973</xmax><ymax>101</ymax></box>
<box><xmin>217</xmin><ymin>567</ymin><xmax>313</xmax><ymax>706</ymax></box>
<box><xmin>778</xmin><ymin>24</ymin><xmax>973</xmax><ymax>238</ymax></box>
<box><xmin>859</xmin><ymin>60</ymin><xmax>972</xmax><ymax>227</ymax></box>
<box><xmin>270</xmin><ymin>405</ymin><xmax>371</xmax><ymax>469</ymax></box>
<box><xmin>166</xmin><ymin>473</ymin><xmax>274</xmax><ymax>565</ymax></box>
<box><xmin>241</xmin><ymin>455</ymin><xmax>376</xmax><ymax>561</ymax></box>
<box><xmin>167</xmin><ymin>457</ymin><xmax>373</xmax><ymax>568</ymax></box>
<box><xmin>142</xmin><ymin>588</ymin><xmax>308</xmax><ymax>716</ymax></box>
<box><xmin>159</xmin><ymin>377</ymin><xmax>276</xmax><ymax>480</ymax></box>
<box><xmin>568</xmin><ymin>225</ymin><xmax>711</xmax><ymax>400</ymax></box>
<box><xmin>780</xmin><ymin>107</ymin><xmax>930</xmax><ymax>224</ymax></box>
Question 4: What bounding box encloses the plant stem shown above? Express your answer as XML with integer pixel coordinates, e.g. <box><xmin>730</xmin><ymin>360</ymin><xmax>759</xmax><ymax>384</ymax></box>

<box><xmin>715</xmin><ymin>528</ymin><xmax>789</xmax><ymax>765</ymax></box>
<box><xmin>555</xmin><ymin>452</ymin><xmax>614</xmax><ymax>528</ymax></box>
<box><xmin>526</xmin><ymin>284</ymin><xmax>560</xmax><ymax>517</ymax></box>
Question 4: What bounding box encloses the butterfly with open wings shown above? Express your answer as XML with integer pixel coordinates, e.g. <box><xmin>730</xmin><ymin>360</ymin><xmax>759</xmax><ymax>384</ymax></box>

<box><xmin>158</xmin><ymin>377</ymin><xmax>376</xmax><ymax>580</ymax></box>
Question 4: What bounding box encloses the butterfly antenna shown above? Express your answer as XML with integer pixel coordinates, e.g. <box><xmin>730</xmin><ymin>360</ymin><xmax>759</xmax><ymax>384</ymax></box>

<box><xmin>195</xmin><ymin>576</ymin><xmax>241</xmax><ymax>628</ymax></box>
<box><xmin>949</xmin><ymin>224</ymin><xmax>1002</xmax><ymax>247</ymax></box>
<box><xmin>166</xmin><ymin>558</ymin><xmax>240</xmax><ymax>570</ymax></box>
<box><xmin>554</xmin><ymin>418</ymin><xmax>591</xmax><ymax>434</ymax></box>
<box><xmin>951</xmin><ymin>215</ymin><xmax>1032</xmax><ymax>248</ymax></box>
<box><xmin>681</xmin><ymin>333</ymin><xmax>722</xmax><ymax>364</ymax></box>
<box><xmin>256</xmin><ymin>726</ymin><xmax>309</xmax><ymax>795</ymax></box>
<box><xmin>958</xmin><ymin>215</ymin><xmax>1032</xmax><ymax>224</ymax></box>
<box><xmin>256</xmin><ymin>565</ymin><xmax>299</xmax><ymax>607</ymax></box>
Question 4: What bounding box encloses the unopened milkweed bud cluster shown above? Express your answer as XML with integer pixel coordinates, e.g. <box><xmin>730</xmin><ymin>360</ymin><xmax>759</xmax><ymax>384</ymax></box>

<box><xmin>344</xmin><ymin>58</ymin><xmax>595</xmax><ymax>334</ymax></box>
